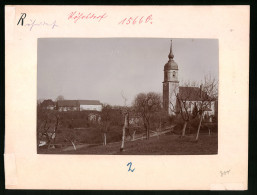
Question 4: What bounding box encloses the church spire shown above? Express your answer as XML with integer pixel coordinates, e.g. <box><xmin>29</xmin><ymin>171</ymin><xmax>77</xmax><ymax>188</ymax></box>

<box><xmin>168</xmin><ymin>40</ymin><xmax>174</xmax><ymax>59</ymax></box>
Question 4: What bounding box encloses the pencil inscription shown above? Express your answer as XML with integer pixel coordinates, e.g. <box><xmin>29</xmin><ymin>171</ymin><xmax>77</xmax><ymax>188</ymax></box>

<box><xmin>24</xmin><ymin>19</ymin><xmax>58</xmax><ymax>31</ymax></box>
<box><xmin>220</xmin><ymin>170</ymin><xmax>230</xmax><ymax>177</ymax></box>
<box><xmin>16</xmin><ymin>13</ymin><xmax>58</xmax><ymax>31</ymax></box>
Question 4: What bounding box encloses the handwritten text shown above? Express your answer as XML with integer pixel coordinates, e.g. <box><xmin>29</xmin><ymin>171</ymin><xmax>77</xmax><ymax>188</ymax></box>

<box><xmin>24</xmin><ymin>19</ymin><xmax>58</xmax><ymax>31</ymax></box>
<box><xmin>68</xmin><ymin>11</ymin><xmax>108</xmax><ymax>23</ymax></box>
<box><xmin>220</xmin><ymin>170</ymin><xmax>230</xmax><ymax>177</ymax></box>
<box><xmin>119</xmin><ymin>15</ymin><xmax>153</xmax><ymax>25</ymax></box>
<box><xmin>17</xmin><ymin>13</ymin><xmax>27</xmax><ymax>26</ymax></box>
<box><xmin>127</xmin><ymin>162</ymin><xmax>135</xmax><ymax>172</ymax></box>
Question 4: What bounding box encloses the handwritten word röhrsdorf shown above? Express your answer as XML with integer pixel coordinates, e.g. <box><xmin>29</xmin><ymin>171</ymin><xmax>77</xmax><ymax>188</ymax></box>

<box><xmin>24</xmin><ymin>19</ymin><xmax>58</xmax><ymax>31</ymax></box>
<box><xmin>118</xmin><ymin>15</ymin><xmax>153</xmax><ymax>25</ymax></box>
<box><xmin>16</xmin><ymin>13</ymin><xmax>58</xmax><ymax>31</ymax></box>
<box><xmin>68</xmin><ymin>11</ymin><xmax>107</xmax><ymax>23</ymax></box>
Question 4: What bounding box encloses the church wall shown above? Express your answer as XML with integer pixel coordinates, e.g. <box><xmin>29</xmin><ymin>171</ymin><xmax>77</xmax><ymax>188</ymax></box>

<box><xmin>188</xmin><ymin>101</ymin><xmax>215</xmax><ymax>116</ymax></box>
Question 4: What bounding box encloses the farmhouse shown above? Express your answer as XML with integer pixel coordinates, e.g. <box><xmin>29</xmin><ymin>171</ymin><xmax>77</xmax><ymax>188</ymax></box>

<box><xmin>57</xmin><ymin>100</ymin><xmax>80</xmax><ymax>111</ymax></box>
<box><xmin>79</xmin><ymin>100</ymin><xmax>102</xmax><ymax>111</ymax></box>
<box><xmin>162</xmin><ymin>40</ymin><xmax>217</xmax><ymax>118</ymax></box>
<box><xmin>56</xmin><ymin>100</ymin><xmax>102</xmax><ymax>112</ymax></box>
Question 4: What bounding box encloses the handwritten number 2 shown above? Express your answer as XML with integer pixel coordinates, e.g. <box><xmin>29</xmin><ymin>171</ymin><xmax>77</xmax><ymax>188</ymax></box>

<box><xmin>127</xmin><ymin>162</ymin><xmax>135</xmax><ymax>172</ymax></box>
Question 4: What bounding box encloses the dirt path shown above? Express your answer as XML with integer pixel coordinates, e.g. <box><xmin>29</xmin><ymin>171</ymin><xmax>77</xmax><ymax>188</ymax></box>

<box><xmin>62</xmin><ymin>143</ymin><xmax>99</xmax><ymax>151</ymax></box>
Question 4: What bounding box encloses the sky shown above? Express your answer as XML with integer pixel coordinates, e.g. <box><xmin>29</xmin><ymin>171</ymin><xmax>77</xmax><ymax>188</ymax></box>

<box><xmin>37</xmin><ymin>38</ymin><xmax>218</xmax><ymax>106</ymax></box>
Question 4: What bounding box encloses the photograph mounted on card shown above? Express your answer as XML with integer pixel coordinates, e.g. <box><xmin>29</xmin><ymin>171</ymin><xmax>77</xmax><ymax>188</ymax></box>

<box><xmin>5</xmin><ymin>5</ymin><xmax>249</xmax><ymax>190</ymax></box>
<box><xmin>37</xmin><ymin>38</ymin><xmax>218</xmax><ymax>155</ymax></box>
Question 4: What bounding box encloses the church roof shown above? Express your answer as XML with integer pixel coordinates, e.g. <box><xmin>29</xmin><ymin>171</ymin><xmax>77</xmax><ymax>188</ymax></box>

<box><xmin>164</xmin><ymin>40</ymin><xmax>178</xmax><ymax>70</ymax></box>
<box><xmin>178</xmin><ymin>87</ymin><xmax>209</xmax><ymax>101</ymax></box>
<box><xmin>164</xmin><ymin>60</ymin><xmax>178</xmax><ymax>70</ymax></box>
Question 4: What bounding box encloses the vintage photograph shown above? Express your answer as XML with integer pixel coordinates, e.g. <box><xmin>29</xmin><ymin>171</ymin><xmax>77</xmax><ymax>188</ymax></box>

<box><xmin>37</xmin><ymin>38</ymin><xmax>218</xmax><ymax>155</ymax></box>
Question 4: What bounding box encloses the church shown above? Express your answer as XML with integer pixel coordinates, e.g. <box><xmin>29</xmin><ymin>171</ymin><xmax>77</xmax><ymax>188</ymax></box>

<box><xmin>162</xmin><ymin>40</ymin><xmax>216</xmax><ymax>119</ymax></box>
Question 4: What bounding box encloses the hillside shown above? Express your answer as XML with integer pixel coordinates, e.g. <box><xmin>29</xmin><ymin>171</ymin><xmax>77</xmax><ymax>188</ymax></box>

<box><xmin>39</xmin><ymin>133</ymin><xmax>218</xmax><ymax>155</ymax></box>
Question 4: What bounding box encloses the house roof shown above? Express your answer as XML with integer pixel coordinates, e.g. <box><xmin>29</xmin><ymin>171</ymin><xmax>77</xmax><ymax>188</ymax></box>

<box><xmin>41</xmin><ymin>99</ymin><xmax>55</xmax><ymax>107</ymax></box>
<box><xmin>178</xmin><ymin>87</ymin><xmax>209</xmax><ymax>101</ymax></box>
<box><xmin>57</xmin><ymin>100</ymin><xmax>102</xmax><ymax>107</ymax></box>
<box><xmin>57</xmin><ymin>100</ymin><xmax>79</xmax><ymax>107</ymax></box>
<box><xmin>78</xmin><ymin>100</ymin><xmax>102</xmax><ymax>105</ymax></box>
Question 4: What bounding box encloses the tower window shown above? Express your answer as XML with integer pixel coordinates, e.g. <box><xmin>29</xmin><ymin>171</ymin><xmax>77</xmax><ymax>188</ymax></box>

<box><xmin>173</xmin><ymin>71</ymin><xmax>176</xmax><ymax>77</ymax></box>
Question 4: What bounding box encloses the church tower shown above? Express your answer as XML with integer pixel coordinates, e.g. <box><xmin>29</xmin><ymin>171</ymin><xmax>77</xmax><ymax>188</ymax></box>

<box><xmin>163</xmin><ymin>40</ymin><xmax>179</xmax><ymax>115</ymax></box>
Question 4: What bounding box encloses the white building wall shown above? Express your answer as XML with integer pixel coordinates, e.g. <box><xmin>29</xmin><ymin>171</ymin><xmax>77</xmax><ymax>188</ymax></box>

<box><xmin>188</xmin><ymin>101</ymin><xmax>215</xmax><ymax>116</ymax></box>
<box><xmin>58</xmin><ymin>107</ymin><xmax>79</xmax><ymax>111</ymax></box>
<box><xmin>80</xmin><ymin>105</ymin><xmax>102</xmax><ymax>111</ymax></box>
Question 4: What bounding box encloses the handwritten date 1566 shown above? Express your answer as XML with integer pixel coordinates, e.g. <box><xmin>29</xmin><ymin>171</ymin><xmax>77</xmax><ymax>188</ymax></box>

<box><xmin>119</xmin><ymin>15</ymin><xmax>153</xmax><ymax>25</ymax></box>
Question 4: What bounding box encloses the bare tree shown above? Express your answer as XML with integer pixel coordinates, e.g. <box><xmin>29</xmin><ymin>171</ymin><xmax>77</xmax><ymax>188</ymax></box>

<box><xmin>169</xmin><ymin>77</ymin><xmax>218</xmax><ymax>139</ymax></box>
<box><xmin>127</xmin><ymin>109</ymin><xmax>143</xmax><ymax>141</ymax></box>
<box><xmin>56</xmin><ymin>95</ymin><xmax>65</xmax><ymax>101</ymax></box>
<box><xmin>99</xmin><ymin>104</ymin><xmax>112</xmax><ymax>146</ymax></box>
<box><xmin>169</xmin><ymin>83</ymin><xmax>198</xmax><ymax>137</ymax></box>
<box><xmin>37</xmin><ymin>98</ymin><xmax>44</xmax><ymax>105</ymax></box>
<box><xmin>120</xmin><ymin>91</ymin><xmax>129</xmax><ymax>152</ymax></box>
<box><xmin>133</xmin><ymin>92</ymin><xmax>162</xmax><ymax>140</ymax></box>
<box><xmin>154</xmin><ymin>109</ymin><xmax>168</xmax><ymax>139</ymax></box>
<box><xmin>37</xmin><ymin>109</ymin><xmax>61</xmax><ymax>149</ymax></box>
<box><xmin>63</xmin><ymin>130</ymin><xmax>78</xmax><ymax>151</ymax></box>
<box><xmin>52</xmin><ymin>114</ymin><xmax>60</xmax><ymax>146</ymax></box>
<box><xmin>195</xmin><ymin>75</ymin><xmax>218</xmax><ymax>141</ymax></box>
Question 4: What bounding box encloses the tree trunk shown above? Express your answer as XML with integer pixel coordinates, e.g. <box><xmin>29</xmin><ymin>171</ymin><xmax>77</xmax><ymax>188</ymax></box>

<box><xmin>146</xmin><ymin>127</ymin><xmax>149</xmax><ymax>140</ymax></box>
<box><xmin>181</xmin><ymin>121</ymin><xmax>188</xmax><ymax>137</ymax></box>
<box><xmin>120</xmin><ymin>114</ymin><xmax>128</xmax><ymax>151</ymax></box>
<box><xmin>158</xmin><ymin>121</ymin><xmax>162</xmax><ymax>139</ymax></box>
<box><xmin>52</xmin><ymin>132</ymin><xmax>56</xmax><ymax>146</ymax></box>
<box><xmin>132</xmin><ymin>130</ymin><xmax>136</xmax><ymax>141</ymax></box>
<box><xmin>51</xmin><ymin>132</ymin><xmax>56</xmax><ymax>148</ymax></box>
<box><xmin>53</xmin><ymin>116</ymin><xmax>59</xmax><ymax>146</ymax></box>
<box><xmin>146</xmin><ymin>121</ymin><xmax>150</xmax><ymax>140</ymax></box>
<box><xmin>71</xmin><ymin>141</ymin><xmax>76</xmax><ymax>150</ymax></box>
<box><xmin>46</xmin><ymin>133</ymin><xmax>52</xmax><ymax>149</ymax></box>
<box><xmin>103</xmin><ymin>133</ymin><xmax>107</xmax><ymax>146</ymax></box>
<box><xmin>195</xmin><ymin>113</ymin><xmax>204</xmax><ymax>141</ymax></box>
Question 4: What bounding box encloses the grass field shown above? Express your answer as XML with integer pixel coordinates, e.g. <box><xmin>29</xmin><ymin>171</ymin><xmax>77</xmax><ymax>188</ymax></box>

<box><xmin>38</xmin><ymin>133</ymin><xmax>218</xmax><ymax>155</ymax></box>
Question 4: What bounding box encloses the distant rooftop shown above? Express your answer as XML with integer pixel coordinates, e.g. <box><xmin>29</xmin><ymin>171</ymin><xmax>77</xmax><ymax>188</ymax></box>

<box><xmin>57</xmin><ymin>100</ymin><xmax>102</xmax><ymax>107</ymax></box>
<box><xmin>78</xmin><ymin>100</ymin><xmax>102</xmax><ymax>105</ymax></box>
<box><xmin>57</xmin><ymin>100</ymin><xmax>79</xmax><ymax>107</ymax></box>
